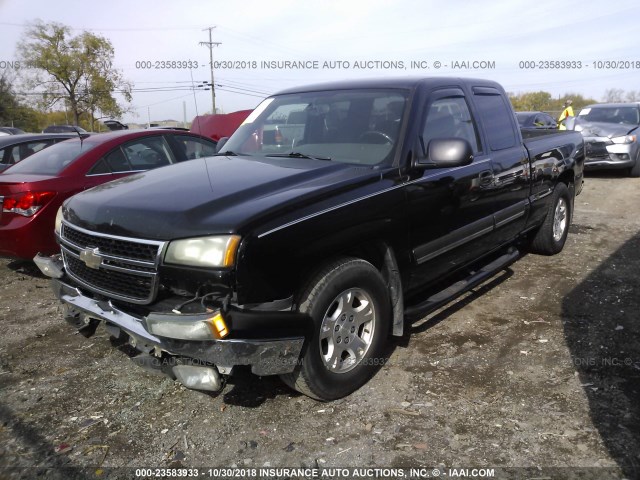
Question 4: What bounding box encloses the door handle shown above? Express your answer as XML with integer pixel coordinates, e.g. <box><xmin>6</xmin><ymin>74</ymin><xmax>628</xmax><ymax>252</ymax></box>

<box><xmin>478</xmin><ymin>170</ymin><xmax>493</xmax><ymax>187</ymax></box>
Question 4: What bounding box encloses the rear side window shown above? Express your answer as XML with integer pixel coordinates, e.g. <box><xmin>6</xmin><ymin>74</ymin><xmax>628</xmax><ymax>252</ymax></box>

<box><xmin>123</xmin><ymin>136</ymin><xmax>173</xmax><ymax>169</ymax></box>
<box><xmin>174</xmin><ymin>135</ymin><xmax>217</xmax><ymax>160</ymax></box>
<box><xmin>89</xmin><ymin>159</ymin><xmax>110</xmax><ymax>175</ymax></box>
<box><xmin>105</xmin><ymin>147</ymin><xmax>131</xmax><ymax>172</ymax></box>
<box><xmin>88</xmin><ymin>136</ymin><xmax>174</xmax><ymax>175</ymax></box>
<box><xmin>473</xmin><ymin>91</ymin><xmax>517</xmax><ymax>150</ymax></box>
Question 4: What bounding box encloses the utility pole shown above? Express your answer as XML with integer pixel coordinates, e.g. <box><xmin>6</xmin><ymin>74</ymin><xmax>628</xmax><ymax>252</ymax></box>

<box><xmin>199</xmin><ymin>27</ymin><xmax>221</xmax><ymax>114</ymax></box>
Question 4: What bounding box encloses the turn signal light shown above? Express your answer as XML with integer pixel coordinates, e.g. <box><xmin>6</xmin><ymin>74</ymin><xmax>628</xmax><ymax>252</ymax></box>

<box><xmin>210</xmin><ymin>313</ymin><xmax>229</xmax><ymax>339</ymax></box>
<box><xmin>2</xmin><ymin>191</ymin><xmax>56</xmax><ymax>217</ymax></box>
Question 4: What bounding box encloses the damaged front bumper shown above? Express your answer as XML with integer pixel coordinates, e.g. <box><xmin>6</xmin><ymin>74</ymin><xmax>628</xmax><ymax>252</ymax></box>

<box><xmin>583</xmin><ymin>136</ymin><xmax>637</xmax><ymax>170</ymax></box>
<box><xmin>36</xmin><ymin>254</ymin><xmax>307</xmax><ymax>391</ymax></box>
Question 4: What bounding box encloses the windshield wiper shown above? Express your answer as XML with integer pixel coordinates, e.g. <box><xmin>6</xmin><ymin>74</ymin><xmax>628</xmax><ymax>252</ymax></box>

<box><xmin>266</xmin><ymin>152</ymin><xmax>332</xmax><ymax>161</ymax></box>
<box><xmin>215</xmin><ymin>150</ymin><xmax>239</xmax><ymax>156</ymax></box>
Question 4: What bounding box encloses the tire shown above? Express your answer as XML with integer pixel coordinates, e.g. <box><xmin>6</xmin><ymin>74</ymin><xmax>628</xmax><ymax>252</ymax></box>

<box><xmin>529</xmin><ymin>182</ymin><xmax>572</xmax><ymax>256</ymax></box>
<box><xmin>629</xmin><ymin>153</ymin><xmax>640</xmax><ymax>177</ymax></box>
<box><xmin>280</xmin><ymin>257</ymin><xmax>391</xmax><ymax>401</ymax></box>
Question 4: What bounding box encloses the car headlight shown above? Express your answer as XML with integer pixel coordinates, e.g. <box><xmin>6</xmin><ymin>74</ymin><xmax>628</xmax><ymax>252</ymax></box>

<box><xmin>164</xmin><ymin>235</ymin><xmax>241</xmax><ymax>268</ymax></box>
<box><xmin>54</xmin><ymin>206</ymin><xmax>63</xmax><ymax>235</ymax></box>
<box><xmin>610</xmin><ymin>135</ymin><xmax>636</xmax><ymax>144</ymax></box>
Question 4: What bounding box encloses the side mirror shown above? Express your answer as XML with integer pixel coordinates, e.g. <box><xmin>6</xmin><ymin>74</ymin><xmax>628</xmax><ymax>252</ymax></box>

<box><xmin>417</xmin><ymin>138</ymin><xmax>473</xmax><ymax>168</ymax></box>
<box><xmin>215</xmin><ymin>137</ymin><xmax>229</xmax><ymax>153</ymax></box>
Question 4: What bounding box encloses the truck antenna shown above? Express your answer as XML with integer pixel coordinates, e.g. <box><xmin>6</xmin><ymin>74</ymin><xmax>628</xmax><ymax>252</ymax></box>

<box><xmin>189</xmin><ymin>69</ymin><xmax>202</xmax><ymax>134</ymax></box>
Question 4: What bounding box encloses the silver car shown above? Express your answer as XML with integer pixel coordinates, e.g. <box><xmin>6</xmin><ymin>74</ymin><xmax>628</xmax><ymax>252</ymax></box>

<box><xmin>573</xmin><ymin>103</ymin><xmax>640</xmax><ymax>176</ymax></box>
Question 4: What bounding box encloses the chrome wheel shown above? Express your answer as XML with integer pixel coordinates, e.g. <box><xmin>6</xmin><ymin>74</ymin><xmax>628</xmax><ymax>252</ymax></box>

<box><xmin>553</xmin><ymin>197</ymin><xmax>568</xmax><ymax>242</ymax></box>
<box><xmin>319</xmin><ymin>288</ymin><xmax>376</xmax><ymax>373</ymax></box>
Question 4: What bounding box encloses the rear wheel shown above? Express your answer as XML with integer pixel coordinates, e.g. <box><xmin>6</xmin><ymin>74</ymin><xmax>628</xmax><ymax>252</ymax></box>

<box><xmin>529</xmin><ymin>182</ymin><xmax>572</xmax><ymax>255</ymax></box>
<box><xmin>280</xmin><ymin>257</ymin><xmax>391</xmax><ymax>401</ymax></box>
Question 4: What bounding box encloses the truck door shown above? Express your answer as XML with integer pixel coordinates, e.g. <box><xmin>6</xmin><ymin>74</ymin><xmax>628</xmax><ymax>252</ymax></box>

<box><xmin>470</xmin><ymin>86</ymin><xmax>531</xmax><ymax>244</ymax></box>
<box><xmin>406</xmin><ymin>88</ymin><xmax>497</xmax><ymax>292</ymax></box>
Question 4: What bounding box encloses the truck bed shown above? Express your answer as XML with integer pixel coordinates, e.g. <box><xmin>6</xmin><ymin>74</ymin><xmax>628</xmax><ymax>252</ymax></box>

<box><xmin>522</xmin><ymin>128</ymin><xmax>585</xmax><ymax>195</ymax></box>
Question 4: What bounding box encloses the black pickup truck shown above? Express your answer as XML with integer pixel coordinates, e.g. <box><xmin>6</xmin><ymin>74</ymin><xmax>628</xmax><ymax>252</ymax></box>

<box><xmin>36</xmin><ymin>78</ymin><xmax>584</xmax><ymax>401</ymax></box>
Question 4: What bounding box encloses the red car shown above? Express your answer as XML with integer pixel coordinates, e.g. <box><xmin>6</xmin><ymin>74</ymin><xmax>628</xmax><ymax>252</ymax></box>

<box><xmin>0</xmin><ymin>129</ymin><xmax>217</xmax><ymax>260</ymax></box>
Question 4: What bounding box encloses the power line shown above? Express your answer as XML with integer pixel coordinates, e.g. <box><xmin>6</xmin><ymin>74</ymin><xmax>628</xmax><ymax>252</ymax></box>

<box><xmin>135</xmin><ymin>93</ymin><xmax>197</xmax><ymax>110</ymax></box>
<box><xmin>199</xmin><ymin>27</ymin><xmax>221</xmax><ymax>114</ymax></box>
<box><xmin>215</xmin><ymin>87</ymin><xmax>266</xmax><ymax>99</ymax></box>
<box><xmin>214</xmin><ymin>83</ymin><xmax>271</xmax><ymax>96</ymax></box>
<box><xmin>0</xmin><ymin>21</ymin><xmax>205</xmax><ymax>32</ymax></box>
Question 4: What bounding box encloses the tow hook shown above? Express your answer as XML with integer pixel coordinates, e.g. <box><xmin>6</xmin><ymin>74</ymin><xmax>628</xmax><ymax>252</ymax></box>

<box><xmin>64</xmin><ymin>308</ymin><xmax>99</xmax><ymax>338</ymax></box>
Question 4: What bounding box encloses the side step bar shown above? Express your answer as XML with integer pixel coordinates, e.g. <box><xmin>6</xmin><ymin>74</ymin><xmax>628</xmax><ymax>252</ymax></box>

<box><xmin>404</xmin><ymin>248</ymin><xmax>520</xmax><ymax>322</ymax></box>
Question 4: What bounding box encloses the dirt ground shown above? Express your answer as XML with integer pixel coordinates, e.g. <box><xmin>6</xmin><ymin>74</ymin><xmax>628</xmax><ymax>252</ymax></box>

<box><xmin>1</xmin><ymin>173</ymin><xmax>639</xmax><ymax>480</ymax></box>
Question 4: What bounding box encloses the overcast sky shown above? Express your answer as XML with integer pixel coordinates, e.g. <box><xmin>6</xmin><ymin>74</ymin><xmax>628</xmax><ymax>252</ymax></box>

<box><xmin>1</xmin><ymin>0</ymin><xmax>638</xmax><ymax>124</ymax></box>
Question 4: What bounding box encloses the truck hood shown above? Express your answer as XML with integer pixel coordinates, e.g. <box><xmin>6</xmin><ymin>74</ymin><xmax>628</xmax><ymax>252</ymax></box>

<box><xmin>577</xmin><ymin>121</ymin><xmax>638</xmax><ymax>138</ymax></box>
<box><xmin>64</xmin><ymin>155</ymin><xmax>383</xmax><ymax>240</ymax></box>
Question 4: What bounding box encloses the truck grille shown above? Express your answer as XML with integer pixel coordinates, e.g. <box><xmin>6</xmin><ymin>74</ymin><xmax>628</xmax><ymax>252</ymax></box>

<box><xmin>59</xmin><ymin>223</ymin><xmax>165</xmax><ymax>304</ymax></box>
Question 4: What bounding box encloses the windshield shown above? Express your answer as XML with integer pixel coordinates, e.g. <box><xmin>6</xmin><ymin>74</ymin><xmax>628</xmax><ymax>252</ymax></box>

<box><xmin>223</xmin><ymin>89</ymin><xmax>409</xmax><ymax>166</ymax></box>
<box><xmin>3</xmin><ymin>140</ymin><xmax>95</xmax><ymax>175</ymax></box>
<box><xmin>515</xmin><ymin>113</ymin><xmax>530</xmax><ymax>126</ymax></box>
<box><xmin>579</xmin><ymin>106</ymin><xmax>640</xmax><ymax>125</ymax></box>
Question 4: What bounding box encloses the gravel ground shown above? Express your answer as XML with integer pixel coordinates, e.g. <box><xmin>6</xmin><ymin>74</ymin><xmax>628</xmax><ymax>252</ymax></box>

<box><xmin>0</xmin><ymin>173</ymin><xmax>639</xmax><ymax>480</ymax></box>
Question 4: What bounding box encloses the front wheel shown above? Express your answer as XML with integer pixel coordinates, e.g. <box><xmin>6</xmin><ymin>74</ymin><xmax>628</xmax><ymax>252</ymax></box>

<box><xmin>628</xmin><ymin>153</ymin><xmax>640</xmax><ymax>177</ymax></box>
<box><xmin>528</xmin><ymin>182</ymin><xmax>572</xmax><ymax>255</ymax></box>
<box><xmin>280</xmin><ymin>257</ymin><xmax>391</xmax><ymax>401</ymax></box>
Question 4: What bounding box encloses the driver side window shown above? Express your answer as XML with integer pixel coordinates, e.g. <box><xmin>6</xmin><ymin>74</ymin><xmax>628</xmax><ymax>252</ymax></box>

<box><xmin>422</xmin><ymin>97</ymin><xmax>480</xmax><ymax>154</ymax></box>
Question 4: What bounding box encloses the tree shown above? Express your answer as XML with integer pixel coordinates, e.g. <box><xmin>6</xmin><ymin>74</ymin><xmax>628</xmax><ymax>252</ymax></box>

<box><xmin>0</xmin><ymin>70</ymin><xmax>18</xmax><ymax>125</ymax></box>
<box><xmin>603</xmin><ymin>88</ymin><xmax>624</xmax><ymax>103</ymax></box>
<box><xmin>0</xmin><ymin>69</ymin><xmax>40</xmax><ymax>131</ymax></box>
<box><xmin>625</xmin><ymin>90</ymin><xmax>640</xmax><ymax>102</ymax></box>
<box><xmin>17</xmin><ymin>21</ymin><xmax>131</xmax><ymax>126</ymax></box>
<box><xmin>508</xmin><ymin>91</ymin><xmax>597</xmax><ymax>117</ymax></box>
<box><xmin>508</xmin><ymin>91</ymin><xmax>554</xmax><ymax>112</ymax></box>
<box><xmin>555</xmin><ymin>92</ymin><xmax>597</xmax><ymax>113</ymax></box>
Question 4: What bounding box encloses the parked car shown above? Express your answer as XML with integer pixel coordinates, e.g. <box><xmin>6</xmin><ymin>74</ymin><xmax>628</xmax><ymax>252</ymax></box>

<box><xmin>516</xmin><ymin>111</ymin><xmax>557</xmax><ymax>130</ymax></box>
<box><xmin>148</xmin><ymin>126</ymin><xmax>190</xmax><ymax>131</ymax></box>
<box><xmin>0</xmin><ymin>129</ymin><xmax>217</xmax><ymax>259</ymax></box>
<box><xmin>0</xmin><ymin>127</ymin><xmax>26</xmax><ymax>135</ymax></box>
<box><xmin>190</xmin><ymin>110</ymin><xmax>252</xmax><ymax>141</ymax></box>
<box><xmin>102</xmin><ymin>120</ymin><xmax>129</xmax><ymax>131</ymax></box>
<box><xmin>36</xmin><ymin>77</ymin><xmax>584</xmax><ymax>400</ymax></box>
<box><xmin>0</xmin><ymin>133</ymin><xmax>78</xmax><ymax>173</ymax></box>
<box><xmin>572</xmin><ymin>102</ymin><xmax>640</xmax><ymax>176</ymax></box>
<box><xmin>42</xmin><ymin>125</ymin><xmax>88</xmax><ymax>134</ymax></box>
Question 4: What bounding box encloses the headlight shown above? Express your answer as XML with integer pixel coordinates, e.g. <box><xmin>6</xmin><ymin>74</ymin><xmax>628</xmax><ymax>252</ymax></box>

<box><xmin>54</xmin><ymin>207</ymin><xmax>63</xmax><ymax>235</ymax></box>
<box><xmin>611</xmin><ymin>135</ymin><xmax>636</xmax><ymax>144</ymax></box>
<box><xmin>164</xmin><ymin>235</ymin><xmax>241</xmax><ymax>268</ymax></box>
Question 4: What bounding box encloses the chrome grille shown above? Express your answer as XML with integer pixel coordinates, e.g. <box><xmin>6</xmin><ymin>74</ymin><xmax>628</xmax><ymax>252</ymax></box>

<box><xmin>62</xmin><ymin>224</ymin><xmax>158</xmax><ymax>262</ymax></box>
<box><xmin>60</xmin><ymin>222</ymin><xmax>165</xmax><ymax>304</ymax></box>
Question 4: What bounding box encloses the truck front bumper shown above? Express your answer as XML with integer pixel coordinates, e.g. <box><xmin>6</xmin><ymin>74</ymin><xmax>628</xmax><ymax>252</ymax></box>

<box><xmin>37</xmin><ymin>254</ymin><xmax>307</xmax><ymax>389</ymax></box>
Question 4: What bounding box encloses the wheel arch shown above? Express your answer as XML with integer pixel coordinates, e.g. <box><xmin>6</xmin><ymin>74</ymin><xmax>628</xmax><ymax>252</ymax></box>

<box><xmin>336</xmin><ymin>240</ymin><xmax>405</xmax><ymax>337</ymax></box>
<box><xmin>556</xmin><ymin>169</ymin><xmax>576</xmax><ymax>222</ymax></box>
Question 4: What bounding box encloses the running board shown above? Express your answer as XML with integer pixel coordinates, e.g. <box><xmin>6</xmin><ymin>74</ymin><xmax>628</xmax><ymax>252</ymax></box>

<box><xmin>404</xmin><ymin>248</ymin><xmax>520</xmax><ymax>322</ymax></box>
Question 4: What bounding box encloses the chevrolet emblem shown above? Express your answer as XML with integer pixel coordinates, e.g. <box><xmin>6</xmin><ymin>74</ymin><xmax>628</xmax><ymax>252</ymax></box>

<box><xmin>79</xmin><ymin>247</ymin><xmax>103</xmax><ymax>269</ymax></box>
